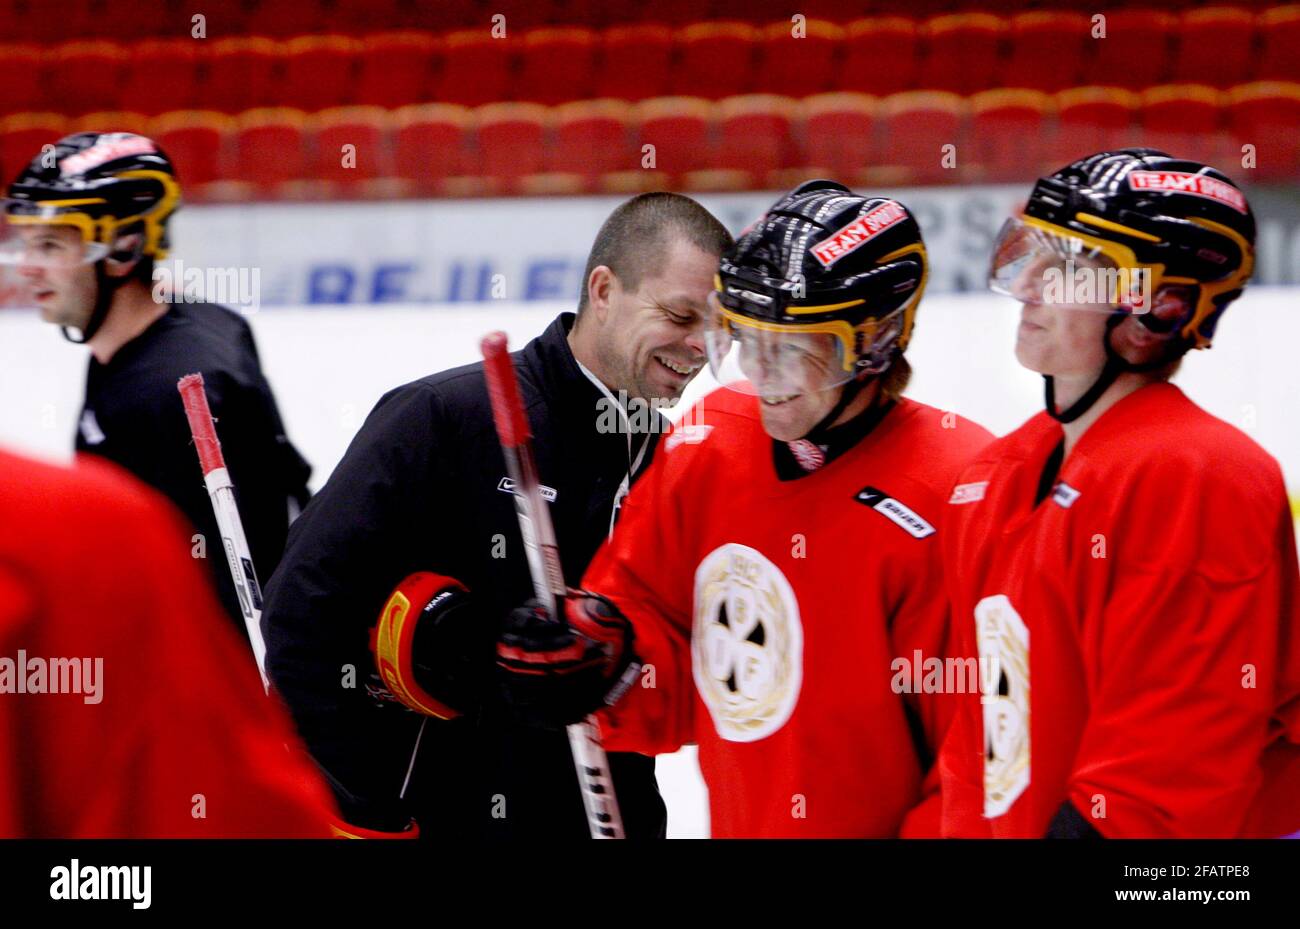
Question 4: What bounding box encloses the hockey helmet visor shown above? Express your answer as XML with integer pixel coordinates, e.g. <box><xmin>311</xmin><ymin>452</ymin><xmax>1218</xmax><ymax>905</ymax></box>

<box><xmin>988</xmin><ymin>215</ymin><xmax>1160</xmax><ymax>316</ymax></box>
<box><xmin>705</xmin><ymin>288</ymin><xmax>898</xmax><ymax>397</ymax></box>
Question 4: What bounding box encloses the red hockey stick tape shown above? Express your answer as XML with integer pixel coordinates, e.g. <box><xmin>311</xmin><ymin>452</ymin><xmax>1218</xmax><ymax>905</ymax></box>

<box><xmin>480</xmin><ymin>331</ymin><xmax>530</xmax><ymax>448</ymax></box>
<box><xmin>178</xmin><ymin>373</ymin><xmax>226</xmax><ymax>475</ymax></box>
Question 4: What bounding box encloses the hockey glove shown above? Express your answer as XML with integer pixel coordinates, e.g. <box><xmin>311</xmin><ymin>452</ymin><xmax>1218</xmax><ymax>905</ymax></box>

<box><xmin>370</xmin><ymin>572</ymin><xmax>487</xmax><ymax>719</ymax></box>
<box><xmin>496</xmin><ymin>589</ymin><xmax>640</xmax><ymax>729</ymax></box>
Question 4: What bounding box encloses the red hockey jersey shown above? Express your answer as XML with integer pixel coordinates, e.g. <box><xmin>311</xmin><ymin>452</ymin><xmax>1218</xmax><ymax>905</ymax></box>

<box><xmin>0</xmin><ymin>449</ymin><xmax>335</xmax><ymax>838</ymax></box>
<box><xmin>935</xmin><ymin>383</ymin><xmax>1300</xmax><ymax>838</ymax></box>
<box><xmin>586</xmin><ymin>387</ymin><xmax>992</xmax><ymax>837</ymax></box>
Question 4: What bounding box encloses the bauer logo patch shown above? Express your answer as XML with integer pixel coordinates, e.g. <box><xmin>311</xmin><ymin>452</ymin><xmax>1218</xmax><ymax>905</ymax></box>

<box><xmin>949</xmin><ymin>481</ymin><xmax>989</xmax><ymax>505</ymax></box>
<box><xmin>1127</xmin><ymin>171</ymin><xmax>1248</xmax><ymax>214</ymax></box>
<box><xmin>855</xmin><ymin>486</ymin><xmax>936</xmax><ymax>538</ymax></box>
<box><xmin>810</xmin><ymin>200</ymin><xmax>907</xmax><ymax>267</ymax></box>
<box><xmin>497</xmin><ymin>477</ymin><xmax>556</xmax><ymax>502</ymax></box>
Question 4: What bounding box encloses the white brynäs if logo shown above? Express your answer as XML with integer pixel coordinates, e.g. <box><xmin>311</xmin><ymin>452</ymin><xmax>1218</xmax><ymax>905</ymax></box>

<box><xmin>693</xmin><ymin>543</ymin><xmax>803</xmax><ymax>743</ymax></box>
<box><xmin>975</xmin><ymin>594</ymin><xmax>1030</xmax><ymax>818</ymax></box>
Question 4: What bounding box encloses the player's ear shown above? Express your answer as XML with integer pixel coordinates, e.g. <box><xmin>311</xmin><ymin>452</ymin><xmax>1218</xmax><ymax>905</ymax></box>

<box><xmin>588</xmin><ymin>265</ymin><xmax>623</xmax><ymax>325</ymax></box>
<box><xmin>102</xmin><ymin>232</ymin><xmax>145</xmax><ymax>279</ymax></box>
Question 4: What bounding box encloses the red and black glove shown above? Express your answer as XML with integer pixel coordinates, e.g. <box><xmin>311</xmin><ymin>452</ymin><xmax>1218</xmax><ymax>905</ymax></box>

<box><xmin>370</xmin><ymin>572</ymin><xmax>487</xmax><ymax>719</ymax></box>
<box><xmin>496</xmin><ymin>589</ymin><xmax>640</xmax><ymax>729</ymax></box>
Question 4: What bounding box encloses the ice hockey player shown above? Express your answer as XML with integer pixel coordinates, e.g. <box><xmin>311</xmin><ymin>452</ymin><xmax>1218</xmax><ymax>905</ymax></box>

<box><xmin>934</xmin><ymin>149</ymin><xmax>1300</xmax><ymax>838</ymax></box>
<box><xmin>1</xmin><ymin>132</ymin><xmax>311</xmax><ymax>634</ymax></box>
<box><xmin>261</xmin><ymin>193</ymin><xmax>732</xmax><ymax>839</ymax></box>
<box><xmin>0</xmin><ymin>445</ymin><xmax>334</xmax><ymax>837</ymax></box>
<box><xmin>494</xmin><ymin>180</ymin><xmax>994</xmax><ymax>837</ymax></box>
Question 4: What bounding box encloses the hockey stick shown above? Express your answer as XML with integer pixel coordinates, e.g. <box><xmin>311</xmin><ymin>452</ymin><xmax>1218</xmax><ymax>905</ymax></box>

<box><xmin>178</xmin><ymin>372</ymin><xmax>269</xmax><ymax>691</ymax></box>
<box><xmin>480</xmin><ymin>331</ymin><xmax>625</xmax><ymax>840</ymax></box>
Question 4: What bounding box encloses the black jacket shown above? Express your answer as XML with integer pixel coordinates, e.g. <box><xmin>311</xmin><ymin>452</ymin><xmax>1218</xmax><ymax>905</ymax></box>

<box><xmin>75</xmin><ymin>302</ymin><xmax>311</xmax><ymax>634</ymax></box>
<box><xmin>261</xmin><ymin>313</ymin><xmax>667</xmax><ymax>839</ymax></box>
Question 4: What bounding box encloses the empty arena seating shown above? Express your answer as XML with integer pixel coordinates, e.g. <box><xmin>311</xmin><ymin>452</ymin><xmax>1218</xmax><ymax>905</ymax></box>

<box><xmin>0</xmin><ymin>3</ymin><xmax>1293</xmax><ymax>199</ymax></box>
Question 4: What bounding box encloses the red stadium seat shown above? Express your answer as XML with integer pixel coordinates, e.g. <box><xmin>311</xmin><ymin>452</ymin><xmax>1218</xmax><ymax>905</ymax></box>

<box><xmin>518</xmin><ymin>27</ymin><xmax>597</xmax><ymax>106</ymax></box>
<box><xmin>1172</xmin><ymin>7</ymin><xmax>1255</xmax><ymax>88</ymax></box>
<box><xmin>204</xmin><ymin>37</ymin><xmax>280</xmax><ymax>114</ymax></box>
<box><xmin>550</xmin><ymin>98</ymin><xmax>633</xmax><ymax>179</ymax></box>
<box><xmin>596</xmin><ymin>24</ymin><xmax>673</xmax><ymax>101</ymax></box>
<box><xmin>1052</xmin><ymin>86</ymin><xmax>1141</xmax><ymax>166</ymax></box>
<box><xmin>356</xmin><ymin>32</ymin><xmax>439</xmax><ymax>109</ymax></box>
<box><xmin>71</xmin><ymin>111</ymin><xmax>149</xmax><ymax>136</ymax></box>
<box><xmin>969</xmin><ymin>88</ymin><xmax>1052</xmax><ymax>181</ymax></box>
<box><xmin>392</xmin><ymin>103</ymin><xmax>471</xmax><ymax>193</ymax></box>
<box><xmin>0</xmin><ymin>113</ymin><xmax>67</xmax><ymax>184</ymax></box>
<box><xmin>801</xmin><ymin>92</ymin><xmax>878</xmax><ymax>183</ymax></box>
<box><xmin>1259</xmin><ymin>5</ymin><xmax>1300</xmax><ymax>82</ymax></box>
<box><xmin>306</xmin><ymin>106</ymin><xmax>390</xmax><ymax>184</ymax></box>
<box><xmin>331</xmin><ymin>0</ymin><xmax>409</xmax><ymax>34</ymax></box>
<box><xmin>1226</xmin><ymin>82</ymin><xmax>1300</xmax><ymax>181</ymax></box>
<box><xmin>149</xmin><ymin>110</ymin><xmax>233</xmax><ymax>188</ymax></box>
<box><xmin>121</xmin><ymin>39</ymin><xmax>202</xmax><ymax>116</ymax></box>
<box><xmin>920</xmin><ymin>13</ymin><xmax>1005</xmax><ymax>95</ymax></box>
<box><xmin>435</xmin><ymin>29</ymin><xmax>515</xmax><ymax>108</ymax></box>
<box><xmin>0</xmin><ymin>44</ymin><xmax>46</xmax><ymax>116</ymax></box>
<box><xmin>633</xmin><ymin>96</ymin><xmax>714</xmax><ymax>181</ymax></box>
<box><xmin>758</xmin><ymin>20</ymin><xmax>843</xmax><ymax>100</ymax></box>
<box><xmin>404</xmin><ymin>0</ymin><xmax>481</xmax><ymax>31</ymax></box>
<box><xmin>878</xmin><ymin>91</ymin><xmax>965</xmax><ymax>184</ymax></box>
<box><xmin>244</xmin><ymin>0</ymin><xmax>318</xmax><ymax>37</ymax></box>
<box><xmin>716</xmin><ymin>94</ymin><xmax>797</xmax><ymax>187</ymax></box>
<box><xmin>671</xmin><ymin>22</ymin><xmax>758</xmax><ymax>100</ymax></box>
<box><xmin>49</xmin><ymin>41</ymin><xmax>129</xmax><ymax>115</ymax></box>
<box><xmin>1139</xmin><ymin>84</ymin><xmax>1225</xmax><ymax>167</ymax></box>
<box><xmin>472</xmin><ymin>102</ymin><xmax>551</xmax><ymax>192</ymax></box>
<box><xmin>1084</xmin><ymin>9</ymin><xmax>1175</xmax><ymax>92</ymax></box>
<box><xmin>842</xmin><ymin>18</ymin><xmax>918</xmax><ymax>97</ymax></box>
<box><xmin>231</xmin><ymin>108</ymin><xmax>307</xmax><ymax>193</ymax></box>
<box><xmin>282</xmin><ymin>35</ymin><xmax>360</xmax><ymax>112</ymax></box>
<box><xmin>1001</xmin><ymin>12</ymin><xmax>1090</xmax><ymax>94</ymax></box>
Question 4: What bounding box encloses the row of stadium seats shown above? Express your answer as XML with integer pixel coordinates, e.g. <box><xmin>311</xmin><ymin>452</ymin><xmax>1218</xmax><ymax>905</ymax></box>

<box><xmin>3</xmin><ymin>8</ymin><xmax>1299</xmax><ymax>116</ymax></box>
<box><xmin>0</xmin><ymin>0</ymin><xmax>1266</xmax><ymax>43</ymax></box>
<box><xmin>3</xmin><ymin>84</ymin><xmax>1295</xmax><ymax>199</ymax></box>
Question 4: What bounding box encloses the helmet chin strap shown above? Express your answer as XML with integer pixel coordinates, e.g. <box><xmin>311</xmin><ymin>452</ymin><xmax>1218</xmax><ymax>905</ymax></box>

<box><xmin>60</xmin><ymin>262</ymin><xmax>121</xmax><ymax>345</ymax></box>
<box><xmin>805</xmin><ymin>368</ymin><xmax>872</xmax><ymax>440</ymax></box>
<box><xmin>1045</xmin><ymin>311</ymin><xmax>1185</xmax><ymax>423</ymax></box>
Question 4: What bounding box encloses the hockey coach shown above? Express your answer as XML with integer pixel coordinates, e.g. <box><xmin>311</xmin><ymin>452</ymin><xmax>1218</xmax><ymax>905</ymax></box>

<box><xmin>262</xmin><ymin>193</ymin><xmax>732</xmax><ymax>839</ymax></box>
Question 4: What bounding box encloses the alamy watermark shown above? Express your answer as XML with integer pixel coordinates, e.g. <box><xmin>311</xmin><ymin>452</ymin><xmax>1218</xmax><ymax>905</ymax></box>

<box><xmin>0</xmin><ymin>650</ymin><xmax>102</xmax><ymax>704</ymax></box>
<box><xmin>152</xmin><ymin>258</ymin><xmax>261</xmax><ymax>314</ymax></box>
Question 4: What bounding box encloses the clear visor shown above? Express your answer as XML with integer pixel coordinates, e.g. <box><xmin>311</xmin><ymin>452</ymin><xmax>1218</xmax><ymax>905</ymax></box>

<box><xmin>988</xmin><ymin>216</ymin><xmax>1152</xmax><ymax>314</ymax></box>
<box><xmin>705</xmin><ymin>290</ymin><xmax>856</xmax><ymax>397</ymax></box>
<box><xmin>0</xmin><ymin>206</ymin><xmax>109</xmax><ymax>268</ymax></box>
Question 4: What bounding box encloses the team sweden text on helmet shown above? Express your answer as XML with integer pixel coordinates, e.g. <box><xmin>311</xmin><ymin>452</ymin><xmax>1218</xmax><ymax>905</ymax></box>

<box><xmin>709</xmin><ymin>179</ymin><xmax>928</xmax><ymax>396</ymax></box>
<box><xmin>1012</xmin><ymin>148</ymin><xmax>1255</xmax><ymax>350</ymax></box>
<box><xmin>5</xmin><ymin>131</ymin><xmax>180</xmax><ymax>266</ymax></box>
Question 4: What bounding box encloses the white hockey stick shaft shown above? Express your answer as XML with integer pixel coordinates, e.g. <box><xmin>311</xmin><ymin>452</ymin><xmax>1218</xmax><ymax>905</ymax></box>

<box><xmin>178</xmin><ymin>373</ymin><xmax>270</xmax><ymax>691</ymax></box>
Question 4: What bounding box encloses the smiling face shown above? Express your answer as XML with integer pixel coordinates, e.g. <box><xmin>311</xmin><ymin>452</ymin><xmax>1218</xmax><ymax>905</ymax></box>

<box><xmin>592</xmin><ymin>237</ymin><xmax>717</xmax><ymax>404</ymax></box>
<box><xmin>732</xmin><ymin>329</ymin><xmax>853</xmax><ymax>441</ymax></box>
<box><xmin>11</xmin><ymin>225</ymin><xmax>99</xmax><ymax>328</ymax></box>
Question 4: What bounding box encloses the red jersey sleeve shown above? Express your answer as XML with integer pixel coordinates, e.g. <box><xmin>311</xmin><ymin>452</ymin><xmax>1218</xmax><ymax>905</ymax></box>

<box><xmin>0</xmin><ymin>453</ymin><xmax>335</xmax><ymax>838</ymax></box>
<box><xmin>1067</xmin><ymin>459</ymin><xmax>1300</xmax><ymax>838</ymax></box>
<box><xmin>587</xmin><ymin>424</ymin><xmax>699</xmax><ymax>757</ymax></box>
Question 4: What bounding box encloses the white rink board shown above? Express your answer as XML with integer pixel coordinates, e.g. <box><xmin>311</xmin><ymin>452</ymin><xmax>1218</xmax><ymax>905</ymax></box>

<box><xmin>2</xmin><ymin>289</ymin><xmax>1298</xmax><ymax>837</ymax></box>
<box><xmin>4</xmin><ymin>289</ymin><xmax>1298</xmax><ymax>485</ymax></box>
